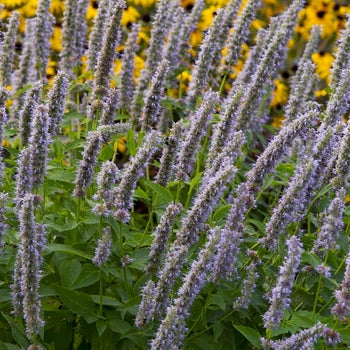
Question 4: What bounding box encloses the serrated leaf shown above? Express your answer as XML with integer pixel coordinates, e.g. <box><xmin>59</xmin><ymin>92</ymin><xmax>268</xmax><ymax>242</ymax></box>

<box><xmin>0</xmin><ymin>289</ymin><xmax>11</xmax><ymax>303</ymax></box>
<box><xmin>96</xmin><ymin>319</ymin><xmax>107</xmax><ymax>336</ymax></box>
<box><xmin>212</xmin><ymin>204</ymin><xmax>231</xmax><ymax>223</ymax></box>
<box><xmin>48</xmin><ymin>170</ymin><xmax>76</xmax><ymax>183</ymax></box>
<box><xmin>71</xmin><ymin>264</ymin><xmax>100</xmax><ymax>289</ymax></box>
<box><xmin>46</xmin><ymin>221</ymin><xmax>79</xmax><ymax>233</ymax></box>
<box><xmin>208</xmin><ymin>294</ymin><xmax>226</xmax><ymax>311</ymax></box>
<box><xmin>54</xmin><ymin>286</ymin><xmax>99</xmax><ymax>323</ymax></box>
<box><xmin>1</xmin><ymin>312</ymin><xmax>30</xmax><ymax>348</ymax></box>
<box><xmin>129</xmin><ymin>248</ymin><xmax>150</xmax><ymax>270</ymax></box>
<box><xmin>140</xmin><ymin>179</ymin><xmax>173</xmax><ymax>205</ymax></box>
<box><xmin>232</xmin><ymin>324</ymin><xmax>261</xmax><ymax>348</ymax></box>
<box><xmin>338</xmin><ymin>328</ymin><xmax>350</xmax><ymax>343</ymax></box>
<box><xmin>90</xmin><ymin>295</ymin><xmax>121</xmax><ymax>307</ymax></box>
<box><xmin>108</xmin><ymin>318</ymin><xmax>132</xmax><ymax>335</ymax></box>
<box><xmin>45</xmin><ymin>244</ymin><xmax>91</xmax><ymax>259</ymax></box>
<box><xmin>213</xmin><ymin>322</ymin><xmax>224</xmax><ymax>342</ymax></box>
<box><xmin>59</xmin><ymin>260</ymin><xmax>82</xmax><ymax>288</ymax></box>
<box><xmin>0</xmin><ymin>341</ymin><xmax>21</xmax><ymax>350</ymax></box>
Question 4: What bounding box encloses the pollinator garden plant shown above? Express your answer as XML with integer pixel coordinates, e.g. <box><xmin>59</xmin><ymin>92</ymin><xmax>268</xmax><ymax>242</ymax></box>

<box><xmin>0</xmin><ymin>0</ymin><xmax>350</xmax><ymax>349</ymax></box>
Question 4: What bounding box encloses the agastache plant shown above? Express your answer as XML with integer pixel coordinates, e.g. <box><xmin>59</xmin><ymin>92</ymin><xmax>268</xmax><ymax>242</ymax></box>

<box><xmin>312</xmin><ymin>188</ymin><xmax>346</xmax><ymax>258</ymax></box>
<box><xmin>147</xmin><ymin>202</ymin><xmax>183</xmax><ymax>276</ymax></box>
<box><xmin>0</xmin><ymin>11</ymin><xmax>19</xmax><ymax>86</ymax></box>
<box><xmin>87</xmin><ymin>0</ymin><xmax>111</xmax><ymax>72</ymax></box>
<box><xmin>222</xmin><ymin>0</ymin><xmax>261</xmax><ymax>72</ymax></box>
<box><xmin>46</xmin><ymin>71</ymin><xmax>70</xmax><ymax>136</ymax></box>
<box><xmin>332</xmin><ymin>250</ymin><xmax>350</xmax><ymax>321</ymax></box>
<box><xmin>140</xmin><ymin>59</ymin><xmax>169</xmax><ymax>131</ymax></box>
<box><xmin>263</xmin><ymin>235</ymin><xmax>303</xmax><ymax>330</ymax></box>
<box><xmin>145</xmin><ymin>160</ymin><xmax>236</xmax><ymax>318</ymax></box>
<box><xmin>118</xmin><ymin>23</ymin><xmax>140</xmax><ymax>111</ymax></box>
<box><xmin>261</xmin><ymin>322</ymin><xmax>340</xmax><ymax>349</ymax></box>
<box><xmin>176</xmin><ymin>90</ymin><xmax>219</xmax><ymax>180</ymax></box>
<box><xmin>28</xmin><ymin>104</ymin><xmax>51</xmax><ymax>188</ymax></box>
<box><xmin>32</xmin><ymin>0</ymin><xmax>54</xmax><ymax>80</ymax></box>
<box><xmin>132</xmin><ymin>0</ymin><xmax>174</xmax><ymax>118</ymax></box>
<box><xmin>18</xmin><ymin>81</ymin><xmax>43</xmax><ymax>146</ymax></box>
<box><xmin>92</xmin><ymin>226</ymin><xmax>112</xmax><ymax>267</ymax></box>
<box><xmin>89</xmin><ymin>0</ymin><xmax>126</xmax><ymax>121</ymax></box>
<box><xmin>114</xmin><ymin>130</ymin><xmax>162</xmax><ymax>222</ymax></box>
<box><xmin>150</xmin><ymin>227</ymin><xmax>220</xmax><ymax>349</ymax></box>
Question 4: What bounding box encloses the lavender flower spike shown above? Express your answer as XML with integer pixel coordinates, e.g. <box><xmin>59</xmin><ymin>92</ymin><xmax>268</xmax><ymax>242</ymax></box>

<box><xmin>89</xmin><ymin>0</ymin><xmax>126</xmax><ymax>120</ymax></box>
<box><xmin>60</xmin><ymin>0</ymin><xmax>79</xmax><ymax>74</ymax></box>
<box><xmin>312</xmin><ymin>188</ymin><xmax>345</xmax><ymax>258</ymax></box>
<box><xmin>92</xmin><ymin>227</ymin><xmax>112</xmax><ymax>267</ymax></box>
<box><xmin>87</xmin><ymin>0</ymin><xmax>111</xmax><ymax>72</ymax></box>
<box><xmin>150</xmin><ymin>228</ymin><xmax>220</xmax><ymax>350</ymax></box>
<box><xmin>261</xmin><ymin>322</ymin><xmax>335</xmax><ymax>350</ymax></box>
<box><xmin>185</xmin><ymin>8</ymin><xmax>226</xmax><ymax>106</ymax></box>
<box><xmin>32</xmin><ymin>0</ymin><xmax>54</xmax><ymax>80</ymax></box>
<box><xmin>18</xmin><ymin>81</ymin><xmax>43</xmax><ymax>146</ymax></box>
<box><xmin>14</xmin><ymin>148</ymin><xmax>33</xmax><ymax>212</ymax></box>
<box><xmin>140</xmin><ymin>59</ymin><xmax>169</xmax><ymax>131</ymax></box>
<box><xmin>100</xmin><ymin>88</ymin><xmax>120</xmax><ymax>126</ymax></box>
<box><xmin>119</xmin><ymin>23</ymin><xmax>140</xmax><ymax>111</ymax></box>
<box><xmin>179</xmin><ymin>0</ymin><xmax>205</xmax><ymax>60</ymax></box>
<box><xmin>28</xmin><ymin>104</ymin><xmax>51</xmax><ymax>188</ymax></box>
<box><xmin>93</xmin><ymin>161</ymin><xmax>119</xmax><ymax>216</ymax></box>
<box><xmin>0</xmin><ymin>107</ymin><xmax>8</xmax><ymax>184</ymax></box>
<box><xmin>114</xmin><ymin>130</ymin><xmax>162</xmax><ymax>222</ymax></box>
<box><xmin>12</xmin><ymin>19</ymin><xmax>35</xmax><ymax>93</ymax></box>
<box><xmin>73</xmin><ymin>130</ymin><xmax>103</xmax><ymax>198</ymax></box>
<box><xmin>151</xmin><ymin>160</ymin><xmax>236</xmax><ymax>317</ymax></box>
<box><xmin>332</xmin><ymin>250</ymin><xmax>350</xmax><ymax>321</ymax></box>
<box><xmin>135</xmin><ymin>280</ymin><xmax>156</xmax><ymax>328</ymax></box>
<box><xmin>233</xmin><ymin>250</ymin><xmax>260</xmax><ymax>310</ymax></box>
<box><xmin>0</xmin><ymin>11</ymin><xmax>20</xmax><ymax>86</ymax></box>
<box><xmin>131</xmin><ymin>0</ymin><xmax>174</xmax><ymax>118</ymax></box>
<box><xmin>176</xmin><ymin>90</ymin><xmax>219</xmax><ymax>181</ymax></box>
<box><xmin>222</xmin><ymin>0</ymin><xmax>261</xmax><ymax>70</ymax></box>
<box><xmin>147</xmin><ymin>202</ymin><xmax>183</xmax><ymax>275</ymax></box>
<box><xmin>47</xmin><ymin>71</ymin><xmax>69</xmax><ymax>136</ymax></box>
<box><xmin>263</xmin><ymin>235</ymin><xmax>302</xmax><ymax>330</ymax></box>
<box><xmin>330</xmin><ymin>14</ymin><xmax>350</xmax><ymax>90</ymax></box>
<box><xmin>331</xmin><ymin>119</ymin><xmax>350</xmax><ymax>189</ymax></box>
<box><xmin>19</xmin><ymin>194</ymin><xmax>44</xmax><ymax>338</ymax></box>
<box><xmin>155</xmin><ymin>120</ymin><xmax>184</xmax><ymax>186</ymax></box>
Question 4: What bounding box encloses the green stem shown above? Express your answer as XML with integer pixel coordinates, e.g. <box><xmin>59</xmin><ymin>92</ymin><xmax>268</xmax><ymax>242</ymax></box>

<box><xmin>219</xmin><ymin>73</ymin><xmax>228</xmax><ymax>96</ymax></box>
<box><xmin>99</xmin><ymin>271</ymin><xmax>103</xmax><ymax>316</ymax></box>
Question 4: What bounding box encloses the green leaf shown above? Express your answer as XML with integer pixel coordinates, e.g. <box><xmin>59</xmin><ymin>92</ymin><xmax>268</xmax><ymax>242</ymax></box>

<box><xmin>90</xmin><ymin>295</ymin><xmax>121</xmax><ymax>307</ymax></box>
<box><xmin>140</xmin><ymin>179</ymin><xmax>173</xmax><ymax>205</ymax></box>
<box><xmin>232</xmin><ymin>324</ymin><xmax>261</xmax><ymax>348</ymax></box>
<box><xmin>0</xmin><ymin>341</ymin><xmax>21</xmax><ymax>350</ymax></box>
<box><xmin>1</xmin><ymin>312</ymin><xmax>30</xmax><ymax>348</ymax></box>
<box><xmin>108</xmin><ymin>318</ymin><xmax>132</xmax><ymax>335</ymax></box>
<box><xmin>212</xmin><ymin>204</ymin><xmax>231</xmax><ymax>223</ymax></box>
<box><xmin>129</xmin><ymin>248</ymin><xmax>150</xmax><ymax>270</ymax></box>
<box><xmin>59</xmin><ymin>260</ymin><xmax>82</xmax><ymax>287</ymax></box>
<box><xmin>54</xmin><ymin>286</ymin><xmax>99</xmax><ymax>323</ymax></box>
<box><xmin>48</xmin><ymin>170</ymin><xmax>76</xmax><ymax>183</ymax></box>
<box><xmin>0</xmin><ymin>288</ymin><xmax>11</xmax><ymax>303</ymax></box>
<box><xmin>46</xmin><ymin>221</ymin><xmax>79</xmax><ymax>233</ymax></box>
<box><xmin>208</xmin><ymin>294</ymin><xmax>226</xmax><ymax>311</ymax></box>
<box><xmin>338</xmin><ymin>328</ymin><xmax>350</xmax><ymax>343</ymax></box>
<box><xmin>213</xmin><ymin>322</ymin><xmax>224</xmax><ymax>342</ymax></box>
<box><xmin>45</xmin><ymin>243</ymin><xmax>91</xmax><ymax>259</ymax></box>
<box><xmin>71</xmin><ymin>264</ymin><xmax>100</xmax><ymax>289</ymax></box>
<box><xmin>96</xmin><ymin>319</ymin><xmax>107</xmax><ymax>336</ymax></box>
